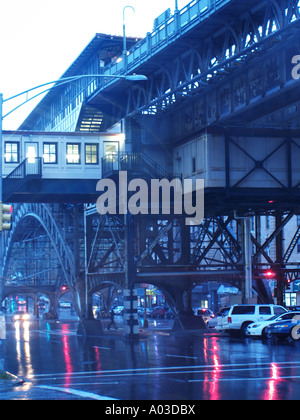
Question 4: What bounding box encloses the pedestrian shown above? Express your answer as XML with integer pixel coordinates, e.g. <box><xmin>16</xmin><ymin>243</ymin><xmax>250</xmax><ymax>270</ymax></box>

<box><xmin>107</xmin><ymin>308</ymin><xmax>117</xmax><ymax>330</ymax></box>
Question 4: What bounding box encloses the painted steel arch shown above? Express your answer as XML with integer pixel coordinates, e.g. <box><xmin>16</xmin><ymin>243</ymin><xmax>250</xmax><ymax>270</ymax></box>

<box><xmin>3</xmin><ymin>203</ymin><xmax>76</xmax><ymax>291</ymax></box>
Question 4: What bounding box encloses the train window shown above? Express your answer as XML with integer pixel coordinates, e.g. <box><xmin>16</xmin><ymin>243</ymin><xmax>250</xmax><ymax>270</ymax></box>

<box><xmin>43</xmin><ymin>143</ymin><xmax>57</xmax><ymax>164</ymax></box>
<box><xmin>5</xmin><ymin>142</ymin><xmax>19</xmax><ymax>163</ymax></box>
<box><xmin>85</xmin><ymin>144</ymin><xmax>99</xmax><ymax>165</ymax></box>
<box><xmin>66</xmin><ymin>143</ymin><xmax>81</xmax><ymax>164</ymax></box>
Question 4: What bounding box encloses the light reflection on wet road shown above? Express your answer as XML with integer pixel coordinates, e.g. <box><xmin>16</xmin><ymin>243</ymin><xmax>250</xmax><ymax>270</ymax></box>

<box><xmin>2</xmin><ymin>316</ymin><xmax>300</xmax><ymax>400</ymax></box>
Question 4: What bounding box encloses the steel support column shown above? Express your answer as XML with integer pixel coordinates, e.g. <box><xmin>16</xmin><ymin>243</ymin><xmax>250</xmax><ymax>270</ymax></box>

<box><xmin>275</xmin><ymin>212</ymin><xmax>285</xmax><ymax>306</ymax></box>
<box><xmin>124</xmin><ymin>213</ymin><xmax>139</xmax><ymax>341</ymax></box>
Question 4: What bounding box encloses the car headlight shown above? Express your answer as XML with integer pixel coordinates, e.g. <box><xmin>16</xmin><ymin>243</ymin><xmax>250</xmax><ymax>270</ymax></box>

<box><xmin>22</xmin><ymin>314</ymin><xmax>30</xmax><ymax>321</ymax></box>
<box><xmin>251</xmin><ymin>324</ymin><xmax>261</xmax><ymax>328</ymax></box>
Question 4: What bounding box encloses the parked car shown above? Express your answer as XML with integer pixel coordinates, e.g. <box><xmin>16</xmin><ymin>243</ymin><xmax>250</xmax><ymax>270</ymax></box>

<box><xmin>150</xmin><ymin>306</ymin><xmax>169</xmax><ymax>318</ymax></box>
<box><xmin>215</xmin><ymin>304</ymin><xmax>287</xmax><ymax>336</ymax></box>
<box><xmin>207</xmin><ymin>307</ymin><xmax>230</xmax><ymax>329</ymax></box>
<box><xmin>194</xmin><ymin>308</ymin><xmax>214</xmax><ymax>326</ymax></box>
<box><xmin>138</xmin><ymin>307</ymin><xmax>152</xmax><ymax>317</ymax></box>
<box><xmin>286</xmin><ymin>306</ymin><xmax>300</xmax><ymax>312</ymax></box>
<box><xmin>265</xmin><ymin>314</ymin><xmax>300</xmax><ymax>340</ymax></box>
<box><xmin>113</xmin><ymin>306</ymin><xmax>124</xmax><ymax>315</ymax></box>
<box><xmin>165</xmin><ymin>309</ymin><xmax>176</xmax><ymax>319</ymax></box>
<box><xmin>246</xmin><ymin>311</ymin><xmax>300</xmax><ymax>338</ymax></box>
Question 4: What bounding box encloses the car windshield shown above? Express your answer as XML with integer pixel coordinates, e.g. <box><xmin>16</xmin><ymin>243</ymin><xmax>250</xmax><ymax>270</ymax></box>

<box><xmin>266</xmin><ymin>312</ymin><xmax>300</xmax><ymax>322</ymax></box>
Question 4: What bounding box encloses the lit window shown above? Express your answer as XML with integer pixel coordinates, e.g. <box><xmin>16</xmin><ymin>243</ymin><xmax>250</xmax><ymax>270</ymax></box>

<box><xmin>85</xmin><ymin>144</ymin><xmax>98</xmax><ymax>165</ymax></box>
<box><xmin>66</xmin><ymin>143</ymin><xmax>80</xmax><ymax>164</ymax></box>
<box><xmin>43</xmin><ymin>143</ymin><xmax>57</xmax><ymax>164</ymax></box>
<box><xmin>5</xmin><ymin>142</ymin><xmax>19</xmax><ymax>163</ymax></box>
<box><xmin>104</xmin><ymin>143</ymin><xmax>118</xmax><ymax>162</ymax></box>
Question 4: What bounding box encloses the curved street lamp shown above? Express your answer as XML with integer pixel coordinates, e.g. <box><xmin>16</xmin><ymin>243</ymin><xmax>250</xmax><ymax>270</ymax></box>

<box><xmin>0</xmin><ymin>71</ymin><xmax>147</xmax><ymax>308</ymax></box>
<box><xmin>2</xmin><ymin>73</ymin><xmax>147</xmax><ymax>119</ymax></box>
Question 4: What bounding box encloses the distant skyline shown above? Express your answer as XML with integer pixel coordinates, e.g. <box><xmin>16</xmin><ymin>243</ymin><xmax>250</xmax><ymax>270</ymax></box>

<box><xmin>0</xmin><ymin>0</ymin><xmax>187</xmax><ymax>130</ymax></box>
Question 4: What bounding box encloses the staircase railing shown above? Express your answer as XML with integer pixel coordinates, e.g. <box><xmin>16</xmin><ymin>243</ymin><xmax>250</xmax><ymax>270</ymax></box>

<box><xmin>6</xmin><ymin>157</ymin><xmax>42</xmax><ymax>179</ymax></box>
<box><xmin>102</xmin><ymin>152</ymin><xmax>179</xmax><ymax>180</ymax></box>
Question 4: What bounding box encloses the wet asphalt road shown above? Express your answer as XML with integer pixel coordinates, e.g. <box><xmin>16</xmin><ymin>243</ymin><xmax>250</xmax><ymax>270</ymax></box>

<box><xmin>1</xmin><ymin>314</ymin><xmax>300</xmax><ymax>401</ymax></box>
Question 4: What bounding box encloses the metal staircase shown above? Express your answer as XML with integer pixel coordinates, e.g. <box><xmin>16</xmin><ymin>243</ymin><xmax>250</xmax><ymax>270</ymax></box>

<box><xmin>75</xmin><ymin>103</ymin><xmax>103</xmax><ymax>132</ymax></box>
<box><xmin>3</xmin><ymin>158</ymin><xmax>42</xmax><ymax>202</ymax></box>
<box><xmin>102</xmin><ymin>151</ymin><xmax>177</xmax><ymax>180</ymax></box>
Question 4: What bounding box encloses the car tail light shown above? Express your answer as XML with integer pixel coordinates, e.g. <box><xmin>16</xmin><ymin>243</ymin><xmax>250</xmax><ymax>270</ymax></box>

<box><xmin>228</xmin><ymin>316</ymin><xmax>232</xmax><ymax>323</ymax></box>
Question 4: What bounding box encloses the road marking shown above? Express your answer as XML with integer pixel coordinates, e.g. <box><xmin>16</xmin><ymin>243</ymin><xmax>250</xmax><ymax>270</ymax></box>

<box><xmin>93</xmin><ymin>346</ymin><xmax>111</xmax><ymax>350</ymax></box>
<box><xmin>46</xmin><ymin>381</ymin><xmax>119</xmax><ymax>387</ymax></box>
<box><xmin>35</xmin><ymin>385</ymin><xmax>117</xmax><ymax>400</ymax></box>
<box><xmin>32</xmin><ymin>360</ymin><xmax>300</xmax><ymax>378</ymax></box>
<box><xmin>189</xmin><ymin>375</ymin><xmax>300</xmax><ymax>383</ymax></box>
<box><xmin>166</xmin><ymin>354</ymin><xmax>198</xmax><ymax>360</ymax></box>
<box><xmin>34</xmin><ymin>330</ymin><xmax>77</xmax><ymax>336</ymax></box>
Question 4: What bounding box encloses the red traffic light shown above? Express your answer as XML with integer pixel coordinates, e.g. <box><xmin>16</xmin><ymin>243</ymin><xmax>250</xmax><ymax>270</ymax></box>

<box><xmin>61</xmin><ymin>285</ymin><xmax>68</xmax><ymax>291</ymax></box>
<box><xmin>264</xmin><ymin>270</ymin><xmax>275</xmax><ymax>278</ymax></box>
<box><xmin>4</xmin><ymin>205</ymin><xmax>13</xmax><ymax>213</ymax></box>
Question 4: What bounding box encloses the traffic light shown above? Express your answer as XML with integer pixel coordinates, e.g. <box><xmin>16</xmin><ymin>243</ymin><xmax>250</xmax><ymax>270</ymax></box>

<box><xmin>264</xmin><ymin>270</ymin><xmax>275</xmax><ymax>279</ymax></box>
<box><xmin>286</xmin><ymin>279</ymin><xmax>292</xmax><ymax>290</ymax></box>
<box><xmin>0</xmin><ymin>202</ymin><xmax>12</xmax><ymax>232</ymax></box>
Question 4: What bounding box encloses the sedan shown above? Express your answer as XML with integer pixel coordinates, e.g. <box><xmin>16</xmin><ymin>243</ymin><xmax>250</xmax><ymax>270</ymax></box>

<box><xmin>265</xmin><ymin>314</ymin><xmax>300</xmax><ymax>341</ymax></box>
<box><xmin>246</xmin><ymin>311</ymin><xmax>300</xmax><ymax>338</ymax></box>
<box><xmin>113</xmin><ymin>306</ymin><xmax>124</xmax><ymax>315</ymax></box>
<box><xmin>150</xmin><ymin>306</ymin><xmax>169</xmax><ymax>318</ymax></box>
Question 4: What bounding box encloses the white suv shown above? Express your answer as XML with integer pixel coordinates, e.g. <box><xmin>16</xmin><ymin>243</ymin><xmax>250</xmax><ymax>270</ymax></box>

<box><xmin>215</xmin><ymin>304</ymin><xmax>287</xmax><ymax>336</ymax></box>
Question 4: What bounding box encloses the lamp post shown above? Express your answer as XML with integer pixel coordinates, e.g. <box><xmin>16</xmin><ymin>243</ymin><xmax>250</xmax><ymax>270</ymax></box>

<box><xmin>123</xmin><ymin>6</ymin><xmax>135</xmax><ymax>73</ymax></box>
<box><xmin>3</xmin><ymin>73</ymin><xmax>147</xmax><ymax>120</ymax></box>
<box><xmin>0</xmin><ymin>71</ymin><xmax>147</xmax><ymax>321</ymax></box>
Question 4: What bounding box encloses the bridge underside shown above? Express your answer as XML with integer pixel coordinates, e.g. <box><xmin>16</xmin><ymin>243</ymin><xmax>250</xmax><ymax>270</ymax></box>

<box><xmin>4</xmin><ymin>0</ymin><xmax>300</xmax><ymax>334</ymax></box>
<box><xmin>3</xmin><ymin>178</ymin><xmax>99</xmax><ymax>203</ymax></box>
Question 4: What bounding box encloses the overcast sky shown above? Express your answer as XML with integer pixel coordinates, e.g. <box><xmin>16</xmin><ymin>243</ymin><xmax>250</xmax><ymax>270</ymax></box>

<box><xmin>0</xmin><ymin>0</ymin><xmax>187</xmax><ymax>130</ymax></box>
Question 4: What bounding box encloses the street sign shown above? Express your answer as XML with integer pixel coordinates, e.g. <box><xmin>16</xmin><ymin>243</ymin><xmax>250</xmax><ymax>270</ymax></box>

<box><xmin>0</xmin><ymin>315</ymin><xmax>6</xmax><ymax>340</ymax></box>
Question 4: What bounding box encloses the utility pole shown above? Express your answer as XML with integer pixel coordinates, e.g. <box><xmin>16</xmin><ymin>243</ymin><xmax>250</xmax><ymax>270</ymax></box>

<box><xmin>275</xmin><ymin>212</ymin><xmax>285</xmax><ymax>306</ymax></box>
<box><xmin>123</xmin><ymin>6</ymin><xmax>135</xmax><ymax>74</ymax></box>
<box><xmin>124</xmin><ymin>212</ymin><xmax>139</xmax><ymax>341</ymax></box>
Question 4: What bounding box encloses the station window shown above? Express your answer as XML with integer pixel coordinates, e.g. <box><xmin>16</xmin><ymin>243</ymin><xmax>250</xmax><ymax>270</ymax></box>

<box><xmin>4</xmin><ymin>142</ymin><xmax>19</xmax><ymax>163</ymax></box>
<box><xmin>66</xmin><ymin>143</ymin><xmax>81</xmax><ymax>164</ymax></box>
<box><xmin>43</xmin><ymin>143</ymin><xmax>57</xmax><ymax>164</ymax></box>
<box><xmin>85</xmin><ymin>144</ymin><xmax>99</xmax><ymax>165</ymax></box>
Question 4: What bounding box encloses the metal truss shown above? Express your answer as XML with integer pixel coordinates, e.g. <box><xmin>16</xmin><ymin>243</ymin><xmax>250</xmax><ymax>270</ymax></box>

<box><xmin>3</xmin><ymin>203</ymin><xmax>76</xmax><ymax>293</ymax></box>
<box><xmin>85</xmin><ymin>210</ymin><xmax>125</xmax><ymax>294</ymax></box>
<box><xmin>224</xmin><ymin>130</ymin><xmax>300</xmax><ymax>192</ymax></box>
<box><xmin>126</xmin><ymin>0</ymin><xmax>300</xmax><ymax>123</ymax></box>
<box><xmin>252</xmin><ymin>211</ymin><xmax>300</xmax><ymax>287</ymax></box>
<box><xmin>190</xmin><ymin>216</ymin><xmax>241</xmax><ymax>269</ymax></box>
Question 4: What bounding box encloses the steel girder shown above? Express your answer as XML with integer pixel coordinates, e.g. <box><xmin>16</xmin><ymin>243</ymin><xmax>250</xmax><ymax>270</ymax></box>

<box><xmin>126</xmin><ymin>0</ymin><xmax>300</xmax><ymax>126</ymax></box>
<box><xmin>3</xmin><ymin>203</ymin><xmax>76</xmax><ymax>297</ymax></box>
<box><xmin>85</xmin><ymin>208</ymin><xmax>125</xmax><ymax>294</ymax></box>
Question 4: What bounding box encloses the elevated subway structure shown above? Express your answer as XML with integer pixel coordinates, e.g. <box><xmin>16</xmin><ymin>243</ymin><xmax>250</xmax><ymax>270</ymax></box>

<box><xmin>3</xmin><ymin>0</ymin><xmax>300</xmax><ymax>334</ymax></box>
